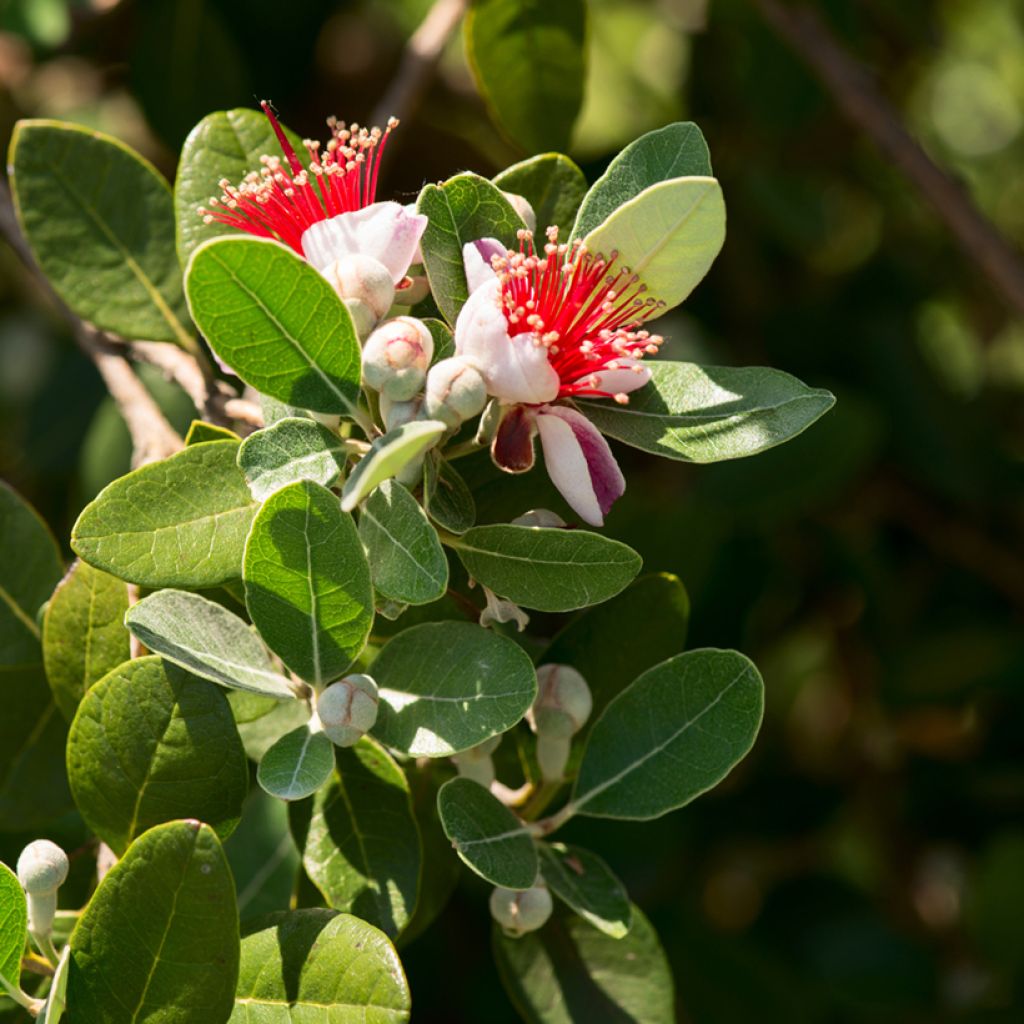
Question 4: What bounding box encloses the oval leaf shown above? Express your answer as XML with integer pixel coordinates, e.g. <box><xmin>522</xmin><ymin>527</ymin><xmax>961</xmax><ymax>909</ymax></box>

<box><xmin>244</xmin><ymin>481</ymin><xmax>373</xmax><ymax>685</ymax></box>
<box><xmin>538</xmin><ymin>843</ymin><xmax>631</xmax><ymax>938</ymax></box>
<box><xmin>578</xmin><ymin>361</ymin><xmax>836</xmax><ymax>463</ymax></box>
<box><xmin>257</xmin><ymin>724</ymin><xmax>334</xmax><ymax>801</ymax></box>
<box><xmin>237</xmin><ymin>417</ymin><xmax>349</xmax><ymax>501</ymax></box>
<box><xmin>0</xmin><ymin>861</ymin><xmax>26</xmax><ymax>991</ymax></box>
<box><xmin>452</xmin><ymin>525</ymin><xmax>642</xmax><ymax>612</ymax></box>
<box><xmin>67</xmin><ymin>656</ymin><xmax>249</xmax><ymax>854</ymax></box>
<box><xmin>71</xmin><ymin>440</ymin><xmax>257</xmax><ymax>588</ymax></box>
<box><xmin>437</xmin><ymin>776</ymin><xmax>538</xmax><ymax>889</ymax></box>
<box><xmin>494</xmin><ymin>153</ymin><xmax>588</xmax><ymax>237</ymax></box>
<box><xmin>68</xmin><ymin>820</ymin><xmax>239</xmax><ymax>1024</ymax></box>
<box><xmin>126</xmin><ymin>589</ymin><xmax>296</xmax><ymax>699</ymax></box>
<box><xmin>424</xmin><ymin>452</ymin><xmax>476</xmax><ymax>534</ymax></box>
<box><xmin>185</xmin><ymin>236</ymin><xmax>361</xmax><ymax>414</ymax></box>
<box><xmin>370</xmin><ymin>622</ymin><xmax>537</xmax><ymax>757</ymax></box>
<box><xmin>359</xmin><ymin>480</ymin><xmax>449</xmax><ymax>605</ymax></box>
<box><xmin>571</xmin><ymin>649</ymin><xmax>764</xmax><ymax>820</ymax></box>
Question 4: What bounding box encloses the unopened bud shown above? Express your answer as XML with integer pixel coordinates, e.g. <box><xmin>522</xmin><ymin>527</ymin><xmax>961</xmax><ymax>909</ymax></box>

<box><xmin>362</xmin><ymin>316</ymin><xmax>434</xmax><ymax>401</ymax></box>
<box><xmin>423</xmin><ymin>356</ymin><xmax>487</xmax><ymax>429</ymax></box>
<box><xmin>315</xmin><ymin>674</ymin><xmax>379</xmax><ymax>747</ymax></box>
<box><xmin>490</xmin><ymin>882</ymin><xmax>553</xmax><ymax>937</ymax></box>
<box><xmin>324</xmin><ymin>254</ymin><xmax>395</xmax><ymax>339</ymax></box>
<box><xmin>379</xmin><ymin>392</ymin><xmax>422</xmax><ymax>432</ymax></box>
<box><xmin>395</xmin><ymin>274</ymin><xmax>430</xmax><ymax>307</ymax></box>
<box><xmin>17</xmin><ymin>839</ymin><xmax>69</xmax><ymax>936</ymax></box>
<box><xmin>452</xmin><ymin>735</ymin><xmax>501</xmax><ymax>786</ymax></box>
<box><xmin>528</xmin><ymin>665</ymin><xmax>593</xmax><ymax>781</ymax></box>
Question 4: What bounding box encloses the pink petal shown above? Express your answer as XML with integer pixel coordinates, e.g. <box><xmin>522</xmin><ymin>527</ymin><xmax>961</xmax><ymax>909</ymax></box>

<box><xmin>582</xmin><ymin>359</ymin><xmax>651</xmax><ymax>397</ymax></box>
<box><xmin>536</xmin><ymin>406</ymin><xmax>625</xmax><ymax>526</ymax></box>
<box><xmin>462</xmin><ymin>238</ymin><xmax>505</xmax><ymax>293</ymax></box>
<box><xmin>301</xmin><ymin>202</ymin><xmax>428</xmax><ymax>284</ymax></box>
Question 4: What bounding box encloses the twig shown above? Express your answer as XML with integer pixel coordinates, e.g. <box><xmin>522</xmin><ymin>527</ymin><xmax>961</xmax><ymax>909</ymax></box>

<box><xmin>371</xmin><ymin>0</ymin><xmax>468</xmax><ymax>129</ymax></box>
<box><xmin>750</xmin><ymin>0</ymin><xmax>1024</xmax><ymax>319</ymax></box>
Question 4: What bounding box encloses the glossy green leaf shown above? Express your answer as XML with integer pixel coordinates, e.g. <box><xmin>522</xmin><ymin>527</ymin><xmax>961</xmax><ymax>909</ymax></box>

<box><xmin>0</xmin><ymin>861</ymin><xmax>26</xmax><ymax>992</ymax></box>
<box><xmin>40</xmin><ymin>943</ymin><xmax>70</xmax><ymax>1023</ymax></box>
<box><xmin>184</xmin><ymin>419</ymin><xmax>239</xmax><ymax>444</ymax></box>
<box><xmin>68</xmin><ymin>820</ymin><xmax>239</xmax><ymax>1024</ymax></box>
<box><xmin>571</xmin><ymin>649</ymin><xmax>764</xmax><ymax>820</ymax></box>
<box><xmin>244</xmin><ymin>481</ymin><xmax>373</xmax><ymax>685</ymax></box>
<box><xmin>175</xmin><ymin>107</ymin><xmax>304</xmax><ymax>263</ymax></box>
<box><xmin>72</xmin><ymin>440</ymin><xmax>257</xmax><ymax>588</ymax></box>
<box><xmin>581</xmin><ymin>176</ymin><xmax>725</xmax><ymax>311</ymax></box>
<box><xmin>0</xmin><ymin>480</ymin><xmax>63</xmax><ymax>670</ymax></box>
<box><xmin>370</xmin><ymin>622</ymin><xmax>537</xmax><ymax>757</ymax></box>
<box><xmin>359</xmin><ymin>480</ymin><xmax>448</xmax><ymax>606</ymax></box>
<box><xmin>237</xmin><ymin>417</ymin><xmax>349</xmax><ymax>501</ymax></box>
<box><xmin>67</xmin><ymin>656</ymin><xmax>249</xmax><ymax>854</ymax></box>
<box><xmin>126</xmin><ymin>589</ymin><xmax>296</xmax><ymax>699</ymax></box>
<box><xmin>257</xmin><ymin>724</ymin><xmax>334</xmax><ymax>801</ymax></box>
<box><xmin>42</xmin><ymin>560</ymin><xmax>129</xmax><ymax>722</ymax></box>
<box><xmin>185</xmin><ymin>236</ymin><xmax>362</xmax><ymax>414</ymax></box>
<box><xmin>293</xmin><ymin>738</ymin><xmax>421</xmax><ymax>939</ymax></box>
<box><xmin>8</xmin><ymin>120</ymin><xmax>193</xmax><ymax>346</ymax></box>
<box><xmin>466</xmin><ymin>0</ymin><xmax>586</xmax><ymax>153</ymax></box>
<box><xmin>437</xmin><ymin>777</ymin><xmax>537</xmax><ymax>889</ymax></box>
<box><xmin>230</xmin><ymin>909</ymin><xmax>410</xmax><ymax>1023</ymax></box>
<box><xmin>494</xmin><ymin>153</ymin><xmax>588</xmax><ymax>237</ymax></box>
<box><xmin>571</xmin><ymin>122</ymin><xmax>712</xmax><ymax>240</ymax></box>
<box><xmin>424</xmin><ymin>451</ymin><xmax>476</xmax><ymax>535</ymax></box>
<box><xmin>493</xmin><ymin>905</ymin><xmax>674</xmax><ymax>1023</ymax></box>
<box><xmin>452</xmin><ymin>525</ymin><xmax>642</xmax><ymax>612</ymax></box>
<box><xmin>538</xmin><ymin>843</ymin><xmax>631</xmax><ymax>938</ymax></box>
<box><xmin>578</xmin><ymin>361</ymin><xmax>836</xmax><ymax>463</ymax></box>
<box><xmin>341</xmin><ymin>420</ymin><xmax>447</xmax><ymax>512</ymax></box>
<box><xmin>416</xmin><ymin>174</ymin><xmax>527</xmax><ymax>324</ymax></box>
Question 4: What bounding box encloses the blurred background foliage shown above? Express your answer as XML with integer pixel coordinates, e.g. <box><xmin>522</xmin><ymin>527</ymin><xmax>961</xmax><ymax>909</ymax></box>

<box><xmin>1</xmin><ymin>0</ymin><xmax>1023</xmax><ymax>1020</ymax></box>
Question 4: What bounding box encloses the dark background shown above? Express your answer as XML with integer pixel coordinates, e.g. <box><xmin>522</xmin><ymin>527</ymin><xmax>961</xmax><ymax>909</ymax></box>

<box><xmin>1</xmin><ymin>0</ymin><xmax>1022</xmax><ymax>1020</ymax></box>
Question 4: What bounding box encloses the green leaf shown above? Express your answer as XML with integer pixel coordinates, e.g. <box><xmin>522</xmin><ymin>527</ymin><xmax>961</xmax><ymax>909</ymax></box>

<box><xmin>244</xmin><ymin>481</ymin><xmax>373</xmax><ymax>685</ymax></box>
<box><xmin>370</xmin><ymin>622</ymin><xmax>537</xmax><ymax>757</ymax></box>
<box><xmin>126</xmin><ymin>589</ymin><xmax>296</xmax><ymax>699</ymax></box>
<box><xmin>542</xmin><ymin>573</ymin><xmax>689</xmax><ymax>720</ymax></box>
<box><xmin>184</xmin><ymin>419</ymin><xmax>240</xmax><ymax>444</ymax></box>
<box><xmin>72</xmin><ymin>440</ymin><xmax>257</xmax><ymax>588</ymax></box>
<box><xmin>466</xmin><ymin>0</ymin><xmax>586</xmax><ymax>153</ymax></box>
<box><xmin>424</xmin><ymin>317</ymin><xmax>454</xmax><ymax>364</ymax></box>
<box><xmin>175</xmin><ymin>107</ymin><xmax>304</xmax><ymax>264</ymax></box>
<box><xmin>493</xmin><ymin>905</ymin><xmax>674</xmax><ymax>1023</ymax></box>
<box><xmin>0</xmin><ymin>481</ymin><xmax>63</xmax><ymax>670</ymax></box>
<box><xmin>359</xmin><ymin>481</ymin><xmax>449</xmax><ymax>606</ymax></box>
<box><xmin>230</xmin><ymin>909</ymin><xmax>410</xmax><ymax>1023</ymax></box>
<box><xmin>68</xmin><ymin>820</ymin><xmax>239</xmax><ymax>1024</ymax></box>
<box><xmin>9</xmin><ymin>120</ymin><xmax>193</xmax><ymax>347</ymax></box>
<box><xmin>42</xmin><ymin>560</ymin><xmax>130</xmax><ymax>722</ymax></box>
<box><xmin>437</xmin><ymin>776</ymin><xmax>537</xmax><ymax>889</ymax></box>
<box><xmin>185</xmin><ymin>236</ymin><xmax>362</xmax><ymax>414</ymax></box>
<box><xmin>236</xmin><ymin>699</ymin><xmax>311</xmax><ymax>762</ymax></box>
<box><xmin>538</xmin><ymin>843</ymin><xmax>631</xmax><ymax>938</ymax></box>
<box><xmin>571</xmin><ymin>122</ymin><xmax>712</xmax><ymax>240</ymax></box>
<box><xmin>0</xmin><ymin>861</ymin><xmax>26</xmax><ymax>993</ymax></box>
<box><xmin>40</xmin><ymin>944</ymin><xmax>70</xmax><ymax>1024</ymax></box>
<box><xmin>581</xmin><ymin>176</ymin><xmax>725</xmax><ymax>311</ymax></box>
<box><xmin>416</xmin><ymin>174</ymin><xmax>527</xmax><ymax>324</ymax></box>
<box><xmin>341</xmin><ymin>420</ymin><xmax>447</xmax><ymax>512</ymax></box>
<box><xmin>424</xmin><ymin>452</ymin><xmax>476</xmax><ymax>535</ymax></box>
<box><xmin>494</xmin><ymin>153</ymin><xmax>588</xmax><ymax>237</ymax></box>
<box><xmin>67</xmin><ymin>656</ymin><xmax>249</xmax><ymax>854</ymax></box>
<box><xmin>570</xmin><ymin>649</ymin><xmax>764</xmax><ymax>820</ymax></box>
<box><xmin>292</xmin><ymin>738</ymin><xmax>421</xmax><ymax>939</ymax></box>
<box><xmin>257</xmin><ymin>724</ymin><xmax>334</xmax><ymax>801</ymax></box>
<box><xmin>451</xmin><ymin>525</ymin><xmax>642</xmax><ymax>612</ymax></box>
<box><xmin>578</xmin><ymin>362</ymin><xmax>837</xmax><ymax>463</ymax></box>
<box><xmin>237</xmin><ymin>417</ymin><xmax>349</xmax><ymax>501</ymax></box>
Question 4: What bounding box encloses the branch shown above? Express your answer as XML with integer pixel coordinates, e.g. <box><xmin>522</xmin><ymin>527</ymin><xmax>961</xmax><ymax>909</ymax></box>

<box><xmin>750</xmin><ymin>0</ymin><xmax>1024</xmax><ymax>319</ymax></box>
<box><xmin>371</xmin><ymin>0</ymin><xmax>468</xmax><ymax>129</ymax></box>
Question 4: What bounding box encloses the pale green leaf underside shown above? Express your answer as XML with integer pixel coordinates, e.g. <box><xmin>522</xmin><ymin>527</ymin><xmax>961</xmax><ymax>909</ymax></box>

<box><xmin>257</xmin><ymin>724</ymin><xmax>334</xmax><ymax>801</ymax></box>
<box><xmin>237</xmin><ymin>416</ymin><xmax>348</xmax><ymax>501</ymax></box>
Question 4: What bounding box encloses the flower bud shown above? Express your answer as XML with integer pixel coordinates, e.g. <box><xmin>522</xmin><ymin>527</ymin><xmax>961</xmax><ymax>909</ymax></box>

<box><xmin>315</xmin><ymin>674</ymin><xmax>379</xmax><ymax>747</ymax></box>
<box><xmin>451</xmin><ymin>735</ymin><xmax>501</xmax><ymax>787</ymax></box>
<box><xmin>423</xmin><ymin>356</ymin><xmax>487</xmax><ymax>429</ymax></box>
<box><xmin>324</xmin><ymin>254</ymin><xmax>395</xmax><ymax>339</ymax></box>
<box><xmin>395</xmin><ymin>273</ymin><xmax>430</xmax><ymax>307</ymax></box>
<box><xmin>528</xmin><ymin>665</ymin><xmax>592</xmax><ymax>740</ymax></box>
<box><xmin>379</xmin><ymin>392</ymin><xmax>422</xmax><ymax>432</ymax></box>
<box><xmin>489</xmin><ymin>882</ymin><xmax>553</xmax><ymax>937</ymax></box>
<box><xmin>362</xmin><ymin>316</ymin><xmax>434</xmax><ymax>401</ymax></box>
<box><xmin>17</xmin><ymin>839</ymin><xmax>69</xmax><ymax>936</ymax></box>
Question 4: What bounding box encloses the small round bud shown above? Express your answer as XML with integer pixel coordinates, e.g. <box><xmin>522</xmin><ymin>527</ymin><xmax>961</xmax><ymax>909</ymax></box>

<box><xmin>379</xmin><ymin>392</ymin><xmax>422</xmax><ymax>432</ymax></box>
<box><xmin>423</xmin><ymin>357</ymin><xmax>487</xmax><ymax>429</ymax></box>
<box><xmin>316</xmin><ymin>674</ymin><xmax>379</xmax><ymax>747</ymax></box>
<box><xmin>362</xmin><ymin>316</ymin><xmax>434</xmax><ymax>401</ymax></box>
<box><xmin>528</xmin><ymin>665</ymin><xmax>593</xmax><ymax>739</ymax></box>
<box><xmin>17</xmin><ymin>839</ymin><xmax>68</xmax><ymax>895</ymax></box>
<box><xmin>324</xmin><ymin>254</ymin><xmax>395</xmax><ymax>338</ymax></box>
<box><xmin>395</xmin><ymin>273</ymin><xmax>430</xmax><ymax>307</ymax></box>
<box><xmin>490</xmin><ymin>883</ymin><xmax>553</xmax><ymax>937</ymax></box>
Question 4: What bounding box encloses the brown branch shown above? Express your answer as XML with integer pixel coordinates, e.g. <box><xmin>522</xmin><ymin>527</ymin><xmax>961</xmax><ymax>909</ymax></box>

<box><xmin>750</xmin><ymin>0</ymin><xmax>1024</xmax><ymax>319</ymax></box>
<box><xmin>371</xmin><ymin>0</ymin><xmax>468</xmax><ymax>129</ymax></box>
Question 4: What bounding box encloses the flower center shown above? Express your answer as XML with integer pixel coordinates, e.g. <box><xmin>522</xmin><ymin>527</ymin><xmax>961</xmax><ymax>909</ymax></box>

<box><xmin>491</xmin><ymin>228</ymin><xmax>664</xmax><ymax>401</ymax></box>
<box><xmin>197</xmin><ymin>101</ymin><xmax>398</xmax><ymax>254</ymax></box>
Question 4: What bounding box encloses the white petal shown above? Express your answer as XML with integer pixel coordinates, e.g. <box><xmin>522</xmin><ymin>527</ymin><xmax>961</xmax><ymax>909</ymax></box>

<box><xmin>301</xmin><ymin>202</ymin><xmax>428</xmax><ymax>284</ymax></box>
<box><xmin>501</xmin><ymin>191</ymin><xmax>537</xmax><ymax>233</ymax></box>
<box><xmin>462</xmin><ymin>238</ymin><xmax>505</xmax><ymax>293</ymax></box>
<box><xmin>585</xmin><ymin>359</ymin><xmax>651</xmax><ymax>396</ymax></box>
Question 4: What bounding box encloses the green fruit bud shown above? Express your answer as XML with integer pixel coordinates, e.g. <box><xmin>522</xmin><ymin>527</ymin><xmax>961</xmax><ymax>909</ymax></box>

<box><xmin>362</xmin><ymin>316</ymin><xmax>434</xmax><ymax>401</ymax></box>
<box><xmin>423</xmin><ymin>356</ymin><xmax>487</xmax><ymax>429</ymax></box>
<box><xmin>489</xmin><ymin>882</ymin><xmax>553</xmax><ymax>937</ymax></box>
<box><xmin>316</xmin><ymin>674</ymin><xmax>379</xmax><ymax>747</ymax></box>
<box><xmin>324</xmin><ymin>254</ymin><xmax>395</xmax><ymax>339</ymax></box>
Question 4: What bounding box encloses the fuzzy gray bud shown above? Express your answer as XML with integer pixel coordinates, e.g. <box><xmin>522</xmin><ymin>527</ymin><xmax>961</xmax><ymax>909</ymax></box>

<box><xmin>17</xmin><ymin>839</ymin><xmax>69</xmax><ymax>937</ymax></box>
<box><xmin>316</xmin><ymin>674</ymin><xmax>379</xmax><ymax>747</ymax></box>
<box><xmin>423</xmin><ymin>356</ymin><xmax>487</xmax><ymax>429</ymax></box>
<box><xmin>324</xmin><ymin>254</ymin><xmax>395</xmax><ymax>339</ymax></box>
<box><xmin>362</xmin><ymin>316</ymin><xmax>434</xmax><ymax>400</ymax></box>
<box><xmin>489</xmin><ymin>882</ymin><xmax>553</xmax><ymax>937</ymax></box>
